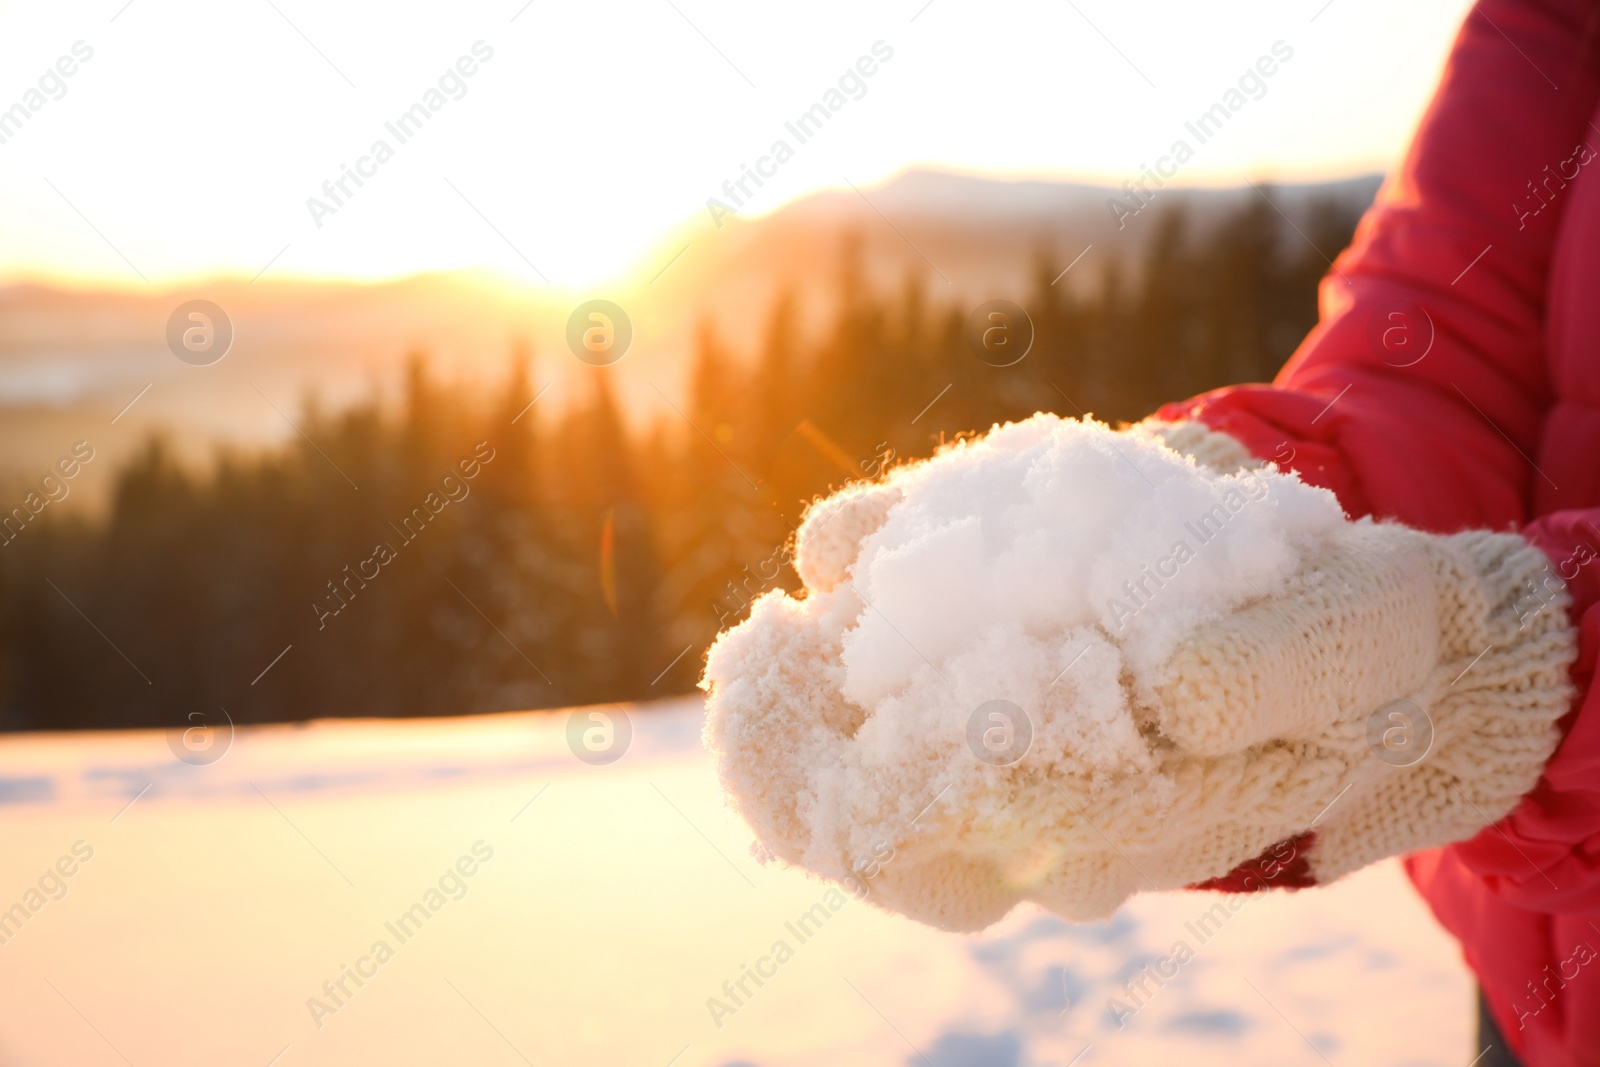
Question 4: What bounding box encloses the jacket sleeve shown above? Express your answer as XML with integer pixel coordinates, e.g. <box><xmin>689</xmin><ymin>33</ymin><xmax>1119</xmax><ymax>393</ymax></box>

<box><xmin>1156</xmin><ymin>0</ymin><xmax>1600</xmax><ymax>911</ymax></box>
<box><xmin>1157</xmin><ymin>0</ymin><xmax>1600</xmax><ymax>530</ymax></box>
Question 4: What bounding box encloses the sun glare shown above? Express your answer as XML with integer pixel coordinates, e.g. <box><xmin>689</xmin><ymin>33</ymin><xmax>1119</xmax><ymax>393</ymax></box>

<box><xmin>0</xmin><ymin>0</ymin><xmax>1471</xmax><ymax>291</ymax></box>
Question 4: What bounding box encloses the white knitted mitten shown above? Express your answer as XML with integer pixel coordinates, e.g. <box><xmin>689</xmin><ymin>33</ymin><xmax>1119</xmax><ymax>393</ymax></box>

<box><xmin>702</xmin><ymin>417</ymin><xmax>1578</xmax><ymax>931</ymax></box>
<box><xmin>1137</xmin><ymin>420</ymin><xmax>1577</xmax><ymax>885</ymax></box>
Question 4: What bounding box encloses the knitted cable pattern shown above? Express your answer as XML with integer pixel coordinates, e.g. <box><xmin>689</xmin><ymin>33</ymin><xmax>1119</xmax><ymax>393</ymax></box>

<box><xmin>1150</xmin><ymin>421</ymin><xmax>1578</xmax><ymax>885</ymax></box>
<box><xmin>701</xmin><ymin>421</ymin><xmax>1579</xmax><ymax>932</ymax></box>
<box><xmin>1307</xmin><ymin>528</ymin><xmax>1576</xmax><ymax>881</ymax></box>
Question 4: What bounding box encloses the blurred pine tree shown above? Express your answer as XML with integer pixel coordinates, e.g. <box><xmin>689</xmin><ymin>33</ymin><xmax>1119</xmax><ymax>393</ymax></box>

<box><xmin>0</xmin><ymin>195</ymin><xmax>1359</xmax><ymax>728</ymax></box>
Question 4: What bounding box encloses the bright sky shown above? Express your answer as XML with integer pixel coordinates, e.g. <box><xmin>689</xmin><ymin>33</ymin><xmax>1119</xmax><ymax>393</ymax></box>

<box><xmin>0</xmin><ymin>0</ymin><xmax>1474</xmax><ymax>292</ymax></box>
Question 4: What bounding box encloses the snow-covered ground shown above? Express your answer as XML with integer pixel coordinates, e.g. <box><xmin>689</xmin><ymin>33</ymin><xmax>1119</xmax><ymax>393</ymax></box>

<box><xmin>0</xmin><ymin>699</ymin><xmax>1474</xmax><ymax>1066</ymax></box>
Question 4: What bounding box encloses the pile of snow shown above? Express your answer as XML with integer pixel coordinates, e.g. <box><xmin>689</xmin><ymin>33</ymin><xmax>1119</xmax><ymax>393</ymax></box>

<box><xmin>701</xmin><ymin>413</ymin><xmax>1347</xmax><ymax>930</ymax></box>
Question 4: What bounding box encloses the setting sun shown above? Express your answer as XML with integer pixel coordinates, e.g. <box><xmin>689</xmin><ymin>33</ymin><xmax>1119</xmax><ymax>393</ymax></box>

<box><xmin>0</xmin><ymin>0</ymin><xmax>1472</xmax><ymax>290</ymax></box>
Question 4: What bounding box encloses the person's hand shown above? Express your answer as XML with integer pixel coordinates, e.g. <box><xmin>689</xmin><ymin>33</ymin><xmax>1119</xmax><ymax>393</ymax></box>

<box><xmin>1148</xmin><ymin>514</ymin><xmax>1572</xmax><ymax>887</ymax></box>
<box><xmin>702</xmin><ymin>417</ymin><xmax>1578</xmax><ymax>931</ymax></box>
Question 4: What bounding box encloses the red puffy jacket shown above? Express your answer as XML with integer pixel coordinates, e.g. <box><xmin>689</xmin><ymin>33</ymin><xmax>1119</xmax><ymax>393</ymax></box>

<box><xmin>1157</xmin><ymin>1</ymin><xmax>1600</xmax><ymax>1062</ymax></box>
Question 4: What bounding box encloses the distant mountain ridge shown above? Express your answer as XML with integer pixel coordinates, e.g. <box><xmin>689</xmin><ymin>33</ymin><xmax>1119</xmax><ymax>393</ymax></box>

<box><xmin>788</xmin><ymin>167</ymin><xmax>1381</xmax><ymax>221</ymax></box>
<box><xmin>664</xmin><ymin>167</ymin><xmax>1381</xmax><ymax>316</ymax></box>
<box><xmin>0</xmin><ymin>167</ymin><xmax>1384</xmax><ymax>506</ymax></box>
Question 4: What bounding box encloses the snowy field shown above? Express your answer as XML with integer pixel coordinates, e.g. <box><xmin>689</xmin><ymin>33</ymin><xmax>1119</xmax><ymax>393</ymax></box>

<box><xmin>0</xmin><ymin>698</ymin><xmax>1476</xmax><ymax>1067</ymax></box>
